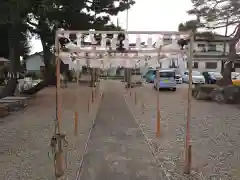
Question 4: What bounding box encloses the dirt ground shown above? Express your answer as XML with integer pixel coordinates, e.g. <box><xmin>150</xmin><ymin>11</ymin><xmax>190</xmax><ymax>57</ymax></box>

<box><xmin>0</xmin><ymin>82</ymin><xmax>103</xmax><ymax>180</ymax></box>
<box><xmin>1</xmin><ymin>79</ymin><xmax>240</xmax><ymax>180</ymax></box>
<box><xmin>124</xmin><ymin>82</ymin><xmax>240</xmax><ymax>180</ymax></box>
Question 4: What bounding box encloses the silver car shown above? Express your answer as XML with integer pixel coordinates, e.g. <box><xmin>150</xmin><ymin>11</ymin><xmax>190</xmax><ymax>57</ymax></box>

<box><xmin>182</xmin><ymin>70</ymin><xmax>205</xmax><ymax>84</ymax></box>
<box><xmin>153</xmin><ymin>69</ymin><xmax>177</xmax><ymax>91</ymax></box>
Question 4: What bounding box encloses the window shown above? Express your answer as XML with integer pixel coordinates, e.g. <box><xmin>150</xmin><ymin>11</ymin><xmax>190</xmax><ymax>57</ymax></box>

<box><xmin>187</xmin><ymin>62</ymin><xmax>198</xmax><ymax>69</ymax></box>
<box><xmin>197</xmin><ymin>44</ymin><xmax>206</xmax><ymax>52</ymax></box>
<box><xmin>208</xmin><ymin>44</ymin><xmax>216</xmax><ymax>51</ymax></box>
<box><xmin>193</xmin><ymin>62</ymin><xmax>198</xmax><ymax>69</ymax></box>
<box><xmin>197</xmin><ymin>44</ymin><xmax>205</xmax><ymax>47</ymax></box>
<box><xmin>205</xmin><ymin>62</ymin><xmax>217</xmax><ymax>69</ymax></box>
<box><xmin>159</xmin><ymin>71</ymin><xmax>175</xmax><ymax>78</ymax></box>
<box><xmin>159</xmin><ymin>62</ymin><xmax>162</xmax><ymax>68</ymax></box>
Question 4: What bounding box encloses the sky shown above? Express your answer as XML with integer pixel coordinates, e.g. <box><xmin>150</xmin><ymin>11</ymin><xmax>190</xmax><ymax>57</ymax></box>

<box><xmin>30</xmin><ymin>0</ymin><xmax>233</xmax><ymax>54</ymax></box>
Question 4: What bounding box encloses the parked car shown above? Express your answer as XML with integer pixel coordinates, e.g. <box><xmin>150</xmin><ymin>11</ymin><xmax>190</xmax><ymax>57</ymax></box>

<box><xmin>145</xmin><ymin>69</ymin><xmax>156</xmax><ymax>83</ymax></box>
<box><xmin>173</xmin><ymin>68</ymin><xmax>183</xmax><ymax>84</ymax></box>
<box><xmin>153</xmin><ymin>69</ymin><xmax>176</xmax><ymax>91</ymax></box>
<box><xmin>232</xmin><ymin>72</ymin><xmax>240</xmax><ymax>86</ymax></box>
<box><xmin>202</xmin><ymin>71</ymin><xmax>222</xmax><ymax>84</ymax></box>
<box><xmin>182</xmin><ymin>70</ymin><xmax>205</xmax><ymax>84</ymax></box>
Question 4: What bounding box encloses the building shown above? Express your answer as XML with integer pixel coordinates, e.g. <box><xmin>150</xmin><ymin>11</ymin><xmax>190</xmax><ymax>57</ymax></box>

<box><xmin>190</xmin><ymin>33</ymin><xmax>240</xmax><ymax>72</ymax></box>
<box><xmin>25</xmin><ymin>52</ymin><xmax>45</xmax><ymax>75</ymax></box>
<box><xmin>157</xmin><ymin>33</ymin><xmax>240</xmax><ymax>73</ymax></box>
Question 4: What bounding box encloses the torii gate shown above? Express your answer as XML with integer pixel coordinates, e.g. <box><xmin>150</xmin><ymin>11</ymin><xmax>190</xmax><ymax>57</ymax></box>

<box><xmin>53</xmin><ymin>29</ymin><xmax>194</xmax><ymax>178</ymax></box>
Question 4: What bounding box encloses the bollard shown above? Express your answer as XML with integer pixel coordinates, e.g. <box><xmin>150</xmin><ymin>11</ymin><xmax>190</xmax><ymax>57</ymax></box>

<box><xmin>184</xmin><ymin>145</ymin><xmax>192</xmax><ymax>174</ymax></box>
<box><xmin>74</xmin><ymin>111</ymin><xmax>78</xmax><ymax>136</ymax></box>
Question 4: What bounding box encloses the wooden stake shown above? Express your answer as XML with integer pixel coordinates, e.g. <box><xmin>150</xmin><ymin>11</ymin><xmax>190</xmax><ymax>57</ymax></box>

<box><xmin>134</xmin><ymin>91</ymin><xmax>137</xmax><ymax>105</ymax></box>
<box><xmin>92</xmin><ymin>88</ymin><xmax>94</xmax><ymax>103</ymax></box>
<box><xmin>184</xmin><ymin>145</ymin><xmax>192</xmax><ymax>174</ymax></box>
<box><xmin>185</xmin><ymin>31</ymin><xmax>194</xmax><ymax>171</ymax></box>
<box><xmin>55</xmin><ymin>31</ymin><xmax>61</xmax><ymax>132</ymax></box>
<box><xmin>87</xmin><ymin>97</ymin><xmax>90</xmax><ymax>113</ymax></box>
<box><xmin>74</xmin><ymin>60</ymin><xmax>80</xmax><ymax>136</ymax></box>
<box><xmin>156</xmin><ymin>69</ymin><xmax>160</xmax><ymax>137</ymax></box>
<box><xmin>142</xmin><ymin>102</ymin><xmax>144</xmax><ymax>114</ymax></box>
<box><xmin>74</xmin><ymin>111</ymin><xmax>78</xmax><ymax>136</ymax></box>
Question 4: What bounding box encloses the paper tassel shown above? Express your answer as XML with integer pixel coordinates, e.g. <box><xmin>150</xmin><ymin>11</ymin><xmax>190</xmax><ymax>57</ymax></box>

<box><xmin>89</xmin><ymin>34</ymin><xmax>97</xmax><ymax>44</ymax></box>
<box><xmin>76</xmin><ymin>33</ymin><xmax>82</xmax><ymax>46</ymax></box>
<box><xmin>124</xmin><ymin>36</ymin><xmax>129</xmax><ymax>49</ymax></box>
<box><xmin>147</xmin><ymin>36</ymin><xmax>152</xmax><ymax>48</ymax></box>
<box><xmin>156</xmin><ymin>35</ymin><xmax>163</xmax><ymax>48</ymax></box>
<box><xmin>111</xmin><ymin>34</ymin><xmax>118</xmax><ymax>50</ymax></box>
<box><xmin>136</xmin><ymin>35</ymin><xmax>141</xmax><ymax>49</ymax></box>
<box><xmin>101</xmin><ymin>34</ymin><xmax>107</xmax><ymax>48</ymax></box>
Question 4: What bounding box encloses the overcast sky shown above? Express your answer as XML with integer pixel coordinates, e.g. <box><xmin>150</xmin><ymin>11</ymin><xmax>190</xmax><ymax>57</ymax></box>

<box><xmin>30</xmin><ymin>0</ymin><xmax>233</xmax><ymax>54</ymax></box>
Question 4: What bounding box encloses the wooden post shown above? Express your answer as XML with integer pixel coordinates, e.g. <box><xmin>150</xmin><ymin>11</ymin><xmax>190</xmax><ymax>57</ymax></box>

<box><xmin>87</xmin><ymin>97</ymin><xmax>90</xmax><ymax>113</ymax></box>
<box><xmin>184</xmin><ymin>145</ymin><xmax>192</xmax><ymax>174</ymax></box>
<box><xmin>134</xmin><ymin>91</ymin><xmax>137</xmax><ymax>105</ymax></box>
<box><xmin>142</xmin><ymin>102</ymin><xmax>144</xmax><ymax>114</ymax></box>
<box><xmin>55</xmin><ymin>30</ymin><xmax>61</xmax><ymax>132</ymax></box>
<box><xmin>54</xmin><ymin>29</ymin><xmax>66</xmax><ymax>179</ymax></box>
<box><xmin>74</xmin><ymin>111</ymin><xmax>78</xmax><ymax>136</ymax></box>
<box><xmin>92</xmin><ymin>68</ymin><xmax>95</xmax><ymax>103</ymax></box>
<box><xmin>156</xmin><ymin>69</ymin><xmax>160</xmax><ymax>137</ymax></box>
<box><xmin>185</xmin><ymin>31</ymin><xmax>194</xmax><ymax>173</ymax></box>
<box><xmin>155</xmin><ymin>46</ymin><xmax>161</xmax><ymax>137</ymax></box>
<box><xmin>74</xmin><ymin>60</ymin><xmax>80</xmax><ymax>136</ymax></box>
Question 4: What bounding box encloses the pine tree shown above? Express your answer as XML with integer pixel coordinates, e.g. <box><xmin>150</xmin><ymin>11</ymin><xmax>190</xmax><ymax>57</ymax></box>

<box><xmin>188</xmin><ymin>0</ymin><xmax>240</xmax><ymax>85</ymax></box>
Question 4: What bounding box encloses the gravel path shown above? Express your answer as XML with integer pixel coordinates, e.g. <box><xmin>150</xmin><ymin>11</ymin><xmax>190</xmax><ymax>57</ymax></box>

<box><xmin>0</xmin><ymin>83</ymin><xmax>103</xmax><ymax>180</ymax></box>
<box><xmin>79</xmin><ymin>81</ymin><xmax>166</xmax><ymax>180</ymax></box>
<box><xmin>124</xmin><ymin>82</ymin><xmax>240</xmax><ymax>180</ymax></box>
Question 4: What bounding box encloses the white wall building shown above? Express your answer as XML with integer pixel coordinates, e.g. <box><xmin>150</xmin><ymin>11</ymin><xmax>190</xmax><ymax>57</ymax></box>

<box><xmin>25</xmin><ymin>52</ymin><xmax>45</xmax><ymax>75</ymax></box>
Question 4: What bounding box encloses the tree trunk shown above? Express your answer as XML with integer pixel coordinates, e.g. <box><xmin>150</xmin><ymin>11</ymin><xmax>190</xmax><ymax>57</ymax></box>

<box><xmin>39</xmin><ymin>32</ymin><xmax>54</xmax><ymax>85</ymax></box>
<box><xmin>0</xmin><ymin>23</ymin><xmax>19</xmax><ymax>98</ymax></box>
<box><xmin>220</xmin><ymin>23</ymin><xmax>240</xmax><ymax>86</ymax></box>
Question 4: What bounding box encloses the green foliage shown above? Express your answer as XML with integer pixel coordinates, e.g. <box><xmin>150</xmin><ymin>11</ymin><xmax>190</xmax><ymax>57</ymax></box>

<box><xmin>0</xmin><ymin>23</ymin><xmax>31</xmax><ymax>58</ymax></box>
<box><xmin>188</xmin><ymin>0</ymin><xmax>240</xmax><ymax>29</ymax></box>
<box><xmin>178</xmin><ymin>20</ymin><xmax>199</xmax><ymax>33</ymax></box>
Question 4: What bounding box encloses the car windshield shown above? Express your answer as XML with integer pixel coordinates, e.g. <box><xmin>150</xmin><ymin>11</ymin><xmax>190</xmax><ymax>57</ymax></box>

<box><xmin>192</xmin><ymin>71</ymin><xmax>201</xmax><ymax>76</ymax></box>
<box><xmin>146</xmin><ymin>70</ymin><xmax>155</xmax><ymax>76</ymax></box>
<box><xmin>209</xmin><ymin>72</ymin><xmax>222</xmax><ymax>78</ymax></box>
<box><xmin>159</xmin><ymin>71</ymin><xmax>175</xmax><ymax>78</ymax></box>
<box><xmin>232</xmin><ymin>72</ymin><xmax>240</xmax><ymax>79</ymax></box>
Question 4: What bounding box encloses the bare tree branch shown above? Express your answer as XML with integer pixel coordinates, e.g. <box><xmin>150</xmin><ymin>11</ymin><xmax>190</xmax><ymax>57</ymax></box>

<box><xmin>204</xmin><ymin>20</ymin><xmax>240</xmax><ymax>29</ymax></box>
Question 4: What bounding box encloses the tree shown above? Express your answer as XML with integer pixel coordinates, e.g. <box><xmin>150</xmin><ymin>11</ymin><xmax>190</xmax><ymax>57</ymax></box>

<box><xmin>178</xmin><ymin>20</ymin><xmax>199</xmax><ymax>33</ymax></box>
<box><xmin>177</xmin><ymin>20</ymin><xmax>199</xmax><ymax>49</ymax></box>
<box><xmin>26</xmin><ymin>0</ymin><xmax>135</xmax><ymax>82</ymax></box>
<box><xmin>188</xmin><ymin>0</ymin><xmax>240</xmax><ymax>85</ymax></box>
<box><xmin>0</xmin><ymin>0</ymin><xmax>31</xmax><ymax>73</ymax></box>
